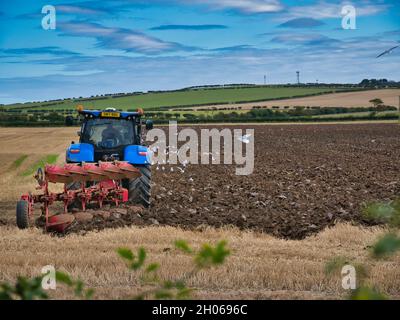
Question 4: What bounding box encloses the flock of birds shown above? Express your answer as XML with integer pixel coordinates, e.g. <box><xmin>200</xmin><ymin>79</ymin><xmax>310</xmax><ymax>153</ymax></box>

<box><xmin>150</xmin><ymin>133</ymin><xmax>252</xmax><ymax>174</ymax></box>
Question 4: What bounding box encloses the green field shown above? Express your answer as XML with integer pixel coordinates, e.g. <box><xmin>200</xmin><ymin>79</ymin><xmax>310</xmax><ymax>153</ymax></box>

<box><xmin>4</xmin><ymin>86</ymin><xmax>350</xmax><ymax>111</ymax></box>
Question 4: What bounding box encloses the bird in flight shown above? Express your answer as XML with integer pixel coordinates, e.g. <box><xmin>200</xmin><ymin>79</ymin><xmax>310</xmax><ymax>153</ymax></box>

<box><xmin>238</xmin><ymin>134</ymin><xmax>252</xmax><ymax>144</ymax></box>
<box><xmin>376</xmin><ymin>44</ymin><xmax>400</xmax><ymax>58</ymax></box>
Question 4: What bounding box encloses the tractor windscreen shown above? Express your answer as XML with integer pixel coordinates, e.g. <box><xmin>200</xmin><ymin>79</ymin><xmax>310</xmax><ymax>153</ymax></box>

<box><xmin>81</xmin><ymin>118</ymin><xmax>135</xmax><ymax>149</ymax></box>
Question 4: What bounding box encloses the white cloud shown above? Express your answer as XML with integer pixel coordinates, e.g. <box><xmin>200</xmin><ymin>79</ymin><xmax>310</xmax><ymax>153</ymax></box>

<box><xmin>285</xmin><ymin>1</ymin><xmax>388</xmax><ymax>20</ymax></box>
<box><xmin>59</xmin><ymin>21</ymin><xmax>116</xmax><ymax>36</ymax></box>
<box><xmin>271</xmin><ymin>33</ymin><xmax>338</xmax><ymax>45</ymax></box>
<box><xmin>56</xmin><ymin>5</ymin><xmax>107</xmax><ymax>15</ymax></box>
<box><xmin>107</xmin><ymin>33</ymin><xmax>174</xmax><ymax>52</ymax></box>
<box><xmin>181</xmin><ymin>0</ymin><xmax>283</xmax><ymax>13</ymax></box>
<box><xmin>58</xmin><ymin>21</ymin><xmax>195</xmax><ymax>54</ymax></box>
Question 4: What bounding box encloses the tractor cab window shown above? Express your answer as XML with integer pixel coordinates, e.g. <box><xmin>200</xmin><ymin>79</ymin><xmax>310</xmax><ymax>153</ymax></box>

<box><xmin>81</xmin><ymin>118</ymin><xmax>134</xmax><ymax>149</ymax></box>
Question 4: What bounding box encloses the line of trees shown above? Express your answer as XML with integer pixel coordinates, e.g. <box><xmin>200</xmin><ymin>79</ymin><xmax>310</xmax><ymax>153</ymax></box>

<box><xmin>360</xmin><ymin>78</ymin><xmax>400</xmax><ymax>88</ymax></box>
<box><xmin>0</xmin><ymin>105</ymin><xmax>397</xmax><ymax>127</ymax></box>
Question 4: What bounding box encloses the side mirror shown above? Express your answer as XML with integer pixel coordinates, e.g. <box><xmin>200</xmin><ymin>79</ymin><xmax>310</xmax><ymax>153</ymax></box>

<box><xmin>65</xmin><ymin>115</ymin><xmax>74</xmax><ymax>126</ymax></box>
<box><xmin>145</xmin><ymin>120</ymin><xmax>154</xmax><ymax>130</ymax></box>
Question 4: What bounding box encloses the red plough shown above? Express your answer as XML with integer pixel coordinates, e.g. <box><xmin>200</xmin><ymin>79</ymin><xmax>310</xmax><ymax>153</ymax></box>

<box><xmin>18</xmin><ymin>162</ymin><xmax>140</xmax><ymax>232</ymax></box>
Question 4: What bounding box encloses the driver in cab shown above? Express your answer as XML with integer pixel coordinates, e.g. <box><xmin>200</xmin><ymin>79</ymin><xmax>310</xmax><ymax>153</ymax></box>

<box><xmin>102</xmin><ymin>123</ymin><xmax>122</xmax><ymax>147</ymax></box>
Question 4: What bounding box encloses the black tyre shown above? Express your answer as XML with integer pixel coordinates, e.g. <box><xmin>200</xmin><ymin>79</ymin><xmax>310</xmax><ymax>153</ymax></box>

<box><xmin>16</xmin><ymin>200</ymin><xmax>30</xmax><ymax>229</ymax></box>
<box><xmin>128</xmin><ymin>165</ymin><xmax>151</xmax><ymax>207</ymax></box>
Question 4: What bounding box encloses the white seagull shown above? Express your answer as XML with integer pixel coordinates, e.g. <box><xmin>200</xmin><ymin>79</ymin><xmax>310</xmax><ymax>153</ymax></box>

<box><xmin>238</xmin><ymin>134</ymin><xmax>252</xmax><ymax>144</ymax></box>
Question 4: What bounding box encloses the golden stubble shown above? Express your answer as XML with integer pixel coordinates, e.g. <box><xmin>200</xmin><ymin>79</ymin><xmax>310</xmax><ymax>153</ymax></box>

<box><xmin>0</xmin><ymin>223</ymin><xmax>398</xmax><ymax>300</ymax></box>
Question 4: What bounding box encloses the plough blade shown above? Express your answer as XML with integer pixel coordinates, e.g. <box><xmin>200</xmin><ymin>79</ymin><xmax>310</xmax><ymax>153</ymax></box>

<box><xmin>45</xmin><ymin>162</ymin><xmax>139</xmax><ymax>183</ymax></box>
<box><xmin>64</xmin><ymin>164</ymin><xmax>90</xmax><ymax>182</ymax></box>
<box><xmin>46</xmin><ymin>165</ymin><xmax>74</xmax><ymax>184</ymax></box>
<box><xmin>115</xmin><ymin>161</ymin><xmax>141</xmax><ymax>179</ymax></box>
<box><xmin>83</xmin><ymin>163</ymin><xmax>108</xmax><ymax>181</ymax></box>
<box><xmin>99</xmin><ymin>162</ymin><xmax>126</xmax><ymax>180</ymax></box>
<box><xmin>47</xmin><ymin>214</ymin><xmax>75</xmax><ymax>233</ymax></box>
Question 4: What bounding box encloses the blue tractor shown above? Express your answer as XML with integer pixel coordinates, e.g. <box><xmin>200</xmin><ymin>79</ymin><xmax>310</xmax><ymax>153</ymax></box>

<box><xmin>66</xmin><ymin>107</ymin><xmax>153</xmax><ymax>208</ymax></box>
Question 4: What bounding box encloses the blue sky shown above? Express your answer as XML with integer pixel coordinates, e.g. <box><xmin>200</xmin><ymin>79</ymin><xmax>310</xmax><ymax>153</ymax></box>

<box><xmin>0</xmin><ymin>0</ymin><xmax>399</xmax><ymax>104</ymax></box>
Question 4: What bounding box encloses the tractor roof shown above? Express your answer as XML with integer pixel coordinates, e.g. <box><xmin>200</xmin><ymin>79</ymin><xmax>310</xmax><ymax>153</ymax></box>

<box><xmin>78</xmin><ymin>107</ymin><xmax>144</xmax><ymax>119</ymax></box>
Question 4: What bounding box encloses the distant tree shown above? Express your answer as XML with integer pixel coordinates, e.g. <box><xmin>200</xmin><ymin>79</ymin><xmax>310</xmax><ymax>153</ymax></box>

<box><xmin>183</xmin><ymin>113</ymin><xmax>197</xmax><ymax>120</ymax></box>
<box><xmin>369</xmin><ymin>98</ymin><xmax>384</xmax><ymax>107</ymax></box>
<box><xmin>47</xmin><ymin>112</ymin><xmax>64</xmax><ymax>123</ymax></box>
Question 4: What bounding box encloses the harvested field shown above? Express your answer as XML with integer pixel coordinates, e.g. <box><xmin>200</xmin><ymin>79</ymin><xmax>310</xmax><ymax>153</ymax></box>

<box><xmin>190</xmin><ymin>89</ymin><xmax>400</xmax><ymax>110</ymax></box>
<box><xmin>1</xmin><ymin>124</ymin><xmax>400</xmax><ymax>299</ymax></box>
<box><xmin>0</xmin><ymin>223</ymin><xmax>399</xmax><ymax>300</ymax></box>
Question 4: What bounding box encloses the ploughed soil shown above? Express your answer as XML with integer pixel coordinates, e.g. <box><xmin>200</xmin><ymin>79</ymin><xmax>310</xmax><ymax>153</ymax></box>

<box><xmin>146</xmin><ymin>124</ymin><xmax>400</xmax><ymax>239</ymax></box>
<box><xmin>7</xmin><ymin>123</ymin><xmax>400</xmax><ymax>239</ymax></box>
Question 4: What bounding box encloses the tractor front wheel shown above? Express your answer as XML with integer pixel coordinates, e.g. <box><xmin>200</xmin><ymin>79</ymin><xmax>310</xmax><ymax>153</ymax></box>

<box><xmin>16</xmin><ymin>200</ymin><xmax>30</xmax><ymax>229</ymax></box>
<box><xmin>128</xmin><ymin>165</ymin><xmax>151</xmax><ymax>207</ymax></box>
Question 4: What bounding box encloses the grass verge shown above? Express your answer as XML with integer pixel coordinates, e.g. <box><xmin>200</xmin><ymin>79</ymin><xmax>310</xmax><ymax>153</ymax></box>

<box><xmin>9</xmin><ymin>155</ymin><xmax>28</xmax><ymax>170</ymax></box>
<box><xmin>21</xmin><ymin>154</ymin><xmax>59</xmax><ymax>177</ymax></box>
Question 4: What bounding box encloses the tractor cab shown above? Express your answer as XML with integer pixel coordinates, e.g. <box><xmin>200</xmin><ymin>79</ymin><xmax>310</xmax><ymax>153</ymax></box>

<box><xmin>67</xmin><ymin>107</ymin><xmax>153</xmax><ymax>164</ymax></box>
<box><xmin>82</xmin><ymin>116</ymin><xmax>136</xmax><ymax>150</ymax></box>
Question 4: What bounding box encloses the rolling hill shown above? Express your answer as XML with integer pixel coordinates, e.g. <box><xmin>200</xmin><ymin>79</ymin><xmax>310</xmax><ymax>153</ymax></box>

<box><xmin>3</xmin><ymin>86</ymin><xmax>354</xmax><ymax>111</ymax></box>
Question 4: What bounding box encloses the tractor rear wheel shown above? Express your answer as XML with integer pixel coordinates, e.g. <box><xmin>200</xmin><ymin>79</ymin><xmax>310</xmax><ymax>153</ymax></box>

<box><xmin>128</xmin><ymin>165</ymin><xmax>151</xmax><ymax>207</ymax></box>
<box><xmin>16</xmin><ymin>200</ymin><xmax>30</xmax><ymax>229</ymax></box>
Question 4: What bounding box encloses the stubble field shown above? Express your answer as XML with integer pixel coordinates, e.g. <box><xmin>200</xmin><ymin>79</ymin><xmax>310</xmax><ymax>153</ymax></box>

<box><xmin>190</xmin><ymin>89</ymin><xmax>400</xmax><ymax>110</ymax></box>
